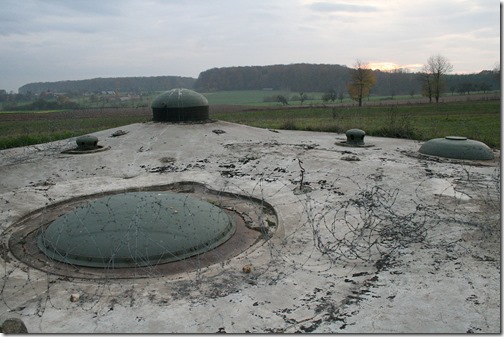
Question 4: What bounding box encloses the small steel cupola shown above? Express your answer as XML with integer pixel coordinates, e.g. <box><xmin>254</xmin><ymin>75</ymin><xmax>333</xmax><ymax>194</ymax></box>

<box><xmin>419</xmin><ymin>136</ymin><xmax>494</xmax><ymax>160</ymax></box>
<box><xmin>62</xmin><ymin>135</ymin><xmax>109</xmax><ymax>154</ymax></box>
<box><xmin>336</xmin><ymin>128</ymin><xmax>374</xmax><ymax>147</ymax></box>
<box><xmin>76</xmin><ymin>135</ymin><xmax>99</xmax><ymax>150</ymax></box>
<box><xmin>151</xmin><ymin>88</ymin><xmax>209</xmax><ymax>122</ymax></box>
<box><xmin>346</xmin><ymin>129</ymin><xmax>366</xmax><ymax>146</ymax></box>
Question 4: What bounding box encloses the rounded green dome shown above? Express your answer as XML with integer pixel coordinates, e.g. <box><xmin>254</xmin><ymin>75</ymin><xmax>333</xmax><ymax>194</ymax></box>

<box><xmin>151</xmin><ymin>88</ymin><xmax>208</xmax><ymax>109</ymax></box>
<box><xmin>345</xmin><ymin>128</ymin><xmax>366</xmax><ymax>145</ymax></box>
<box><xmin>76</xmin><ymin>135</ymin><xmax>98</xmax><ymax>149</ymax></box>
<box><xmin>419</xmin><ymin>136</ymin><xmax>494</xmax><ymax>160</ymax></box>
<box><xmin>37</xmin><ymin>192</ymin><xmax>236</xmax><ymax>268</ymax></box>
<box><xmin>151</xmin><ymin>89</ymin><xmax>209</xmax><ymax>122</ymax></box>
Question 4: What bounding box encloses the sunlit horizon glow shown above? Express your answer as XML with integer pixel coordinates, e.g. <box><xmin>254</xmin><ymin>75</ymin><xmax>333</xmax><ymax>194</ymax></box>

<box><xmin>368</xmin><ymin>62</ymin><xmax>400</xmax><ymax>71</ymax></box>
<box><xmin>368</xmin><ymin>62</ymin><xmax>424</xmax><ymax>72</ymax></box>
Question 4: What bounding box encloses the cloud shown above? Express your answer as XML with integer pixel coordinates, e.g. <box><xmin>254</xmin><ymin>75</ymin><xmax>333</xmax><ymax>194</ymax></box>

<box><xmin>0</xmin><ymin>0</ymin><xmax>499</xmax><ymax>92</ymax></box>
<box><xmin>0</xmin><ymin>0</ymin><xmax>122</xmax><ymax>35</ymax></box>
<box><xmin>308</xmin><ymin>1</ymin><xmax>377</xmax><ymax>13</ymax></box>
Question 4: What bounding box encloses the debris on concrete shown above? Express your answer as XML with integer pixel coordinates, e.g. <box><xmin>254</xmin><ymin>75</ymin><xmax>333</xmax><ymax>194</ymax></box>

<box><xmin>0</xmin><ymin>318</ymin><xmax>28</xmax><ymax>333</ymax></box>
<box><xmin>111</xmin><ymin>129</ymin><xmax>128</xmax><ymax>137</ymax></box>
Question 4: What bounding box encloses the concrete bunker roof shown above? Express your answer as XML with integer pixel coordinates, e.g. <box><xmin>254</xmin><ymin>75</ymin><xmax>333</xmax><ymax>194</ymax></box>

<box><xmin>0</xmin><ymin>120</ymin><xmax>499</xmax><ymax>333</ymax></box>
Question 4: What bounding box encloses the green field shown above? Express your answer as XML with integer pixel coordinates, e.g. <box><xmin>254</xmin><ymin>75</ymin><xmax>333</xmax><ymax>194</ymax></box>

<box><xmin>0</xmin><ymin>114</ymin><xmax>151</xmax><ymax>150</ymax></box>
<box><xmin>204</xmin><ymin>90</ymin><xmax>322</xmax><ymax>106</ymax></box>
<box><xmin>201</xmin><ymin>90</ymin><xmax>428</xmax><ymax>106</ymax></box>
<box><xmin>0</xmin><ymin>93</ymin><xmax>500</xmax><ymax>150</ymax></box>
<box><xmin>210</xmin><ymin>100</ymin><xmax>501</xmax><ymax>148</ymax></box>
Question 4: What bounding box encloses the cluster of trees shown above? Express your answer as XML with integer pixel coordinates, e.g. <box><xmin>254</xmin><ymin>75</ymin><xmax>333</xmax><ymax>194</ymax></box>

<box><xmin>348</xmin><ymin>54</ymin><xmax>500</xmax><ymax>106</ymax></box>
<box><xmin>448</xmin><ymin>70</ymin><xmax>499</xmax><ymax>95</ymax></box>
<box><xmin>263</xmin><ymin>92</ymin><xmax>316</xmax><ymax>105</ymax></box>
<box><xmin>9</xmin><ymin>60</ymin><xmax>499</xmax><ymax>108</ymax></box>
<box><xmin>18</xmin><ymin>76</ymin><xmax>196</xmax><ymax>95</ymax></box>
<box><xmin>195</xmin><ymin>60</ymin><xmax>499</xmax><ymax>105</ymax></box>
<box><xmin>194</xmin><ymin>63</ymin><xmax>352</xmax><ymax>92</ymax></box>
<box><xmin>344</xmin><ymin>55</ymin><xmax>458</xmax><ymax>106</ymax></box>
<box><xmin>342</xmin><ymin>55</ymin><xmax>499</xmax><ymax>106</ymax></box>
<box><xmin>3</xmin><ymin>97</ymin><xmax>79</xmax><ymax>111</ymax></box>
<box><xmin>0</xmin><ymin>89</ymin><xmax>37</xmax><ymax>103</ymax></box>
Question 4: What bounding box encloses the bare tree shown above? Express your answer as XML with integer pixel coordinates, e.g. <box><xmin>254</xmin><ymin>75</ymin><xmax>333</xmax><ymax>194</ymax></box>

<box><xmin>418</xmin><ymin>71</ymin><xmax>433</xmax><ymax>103</ymax></box>
<box><xmin>347</xmin><ymin>60</ymin><xmax>376</xmax><ymax>107</ymax></box>
<box><xmin>421</xmin><ymin>54</ymin><xmax>453</xmax><ymax>103</ymax></box>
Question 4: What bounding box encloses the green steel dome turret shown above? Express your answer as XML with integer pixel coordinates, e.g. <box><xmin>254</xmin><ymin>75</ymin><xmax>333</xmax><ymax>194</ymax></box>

<box><xmin>151</xmin><ymin>88</ymin><xmax>209</xmax><ymax>122</ymax></box>
<box><xmin>419</xmin><ymin>136</ymin><xmax>494</xmax><ymax>160</ymax></box>
<box><xmin>37</xmin><ymin>192</ymin><xmax>236</xmax><ymax>268</ymax></box>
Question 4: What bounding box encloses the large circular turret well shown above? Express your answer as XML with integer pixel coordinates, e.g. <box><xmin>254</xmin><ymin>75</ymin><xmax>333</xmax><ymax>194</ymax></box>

<box><xmin>37</xmin><ymin>192</ymin><xmax>236</xmax><ymax>268</ymax></box>
<box><xmin>8</xmin><ymin>183</ymin><xmax>277</xmax><ymax>279</ymax></box>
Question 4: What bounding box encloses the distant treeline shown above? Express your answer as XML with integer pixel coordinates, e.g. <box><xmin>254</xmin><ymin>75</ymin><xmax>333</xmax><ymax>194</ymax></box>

<box><xmin>195</xmin><ymin>63</ymin><xmax>351</xmax><ymax>92</ymax></box>
<box><xmin>2</xmin><ymin>98</ymin><xmax>79</xmax><ymax>111</ymax></box>
<box><xmin>195</xmin><ymin>63</ymin><xmax>500</xmax><ymax>96</ymax></box>
<box><xmin>17</xmin><ymin>64</ymin><xmax>499</xmax><ymax>97</ymax></box>
<box><xmin>18</xmin><ymin>76</ymin><xmax>196</xmax><ymax>95</ymax></box>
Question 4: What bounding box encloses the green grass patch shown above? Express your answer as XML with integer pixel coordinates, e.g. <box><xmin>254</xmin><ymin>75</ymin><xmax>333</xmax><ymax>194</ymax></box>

<box><xmin>211</xmin><ymin>100</ymin><xmax>501</xmax><ymax>148</ymax></box>
<box><xmin>0</xmin><ymin>100</ymin><xmax>499</xmax><ymax>151</ymax></box>
<box><xmin>0</xmin><ymin>115</ymin><xmax>150</xmax><ymax>150</ymax></box>
<box><xmin>201</xmin><ymin>90</ymin><xmax>440</xmax><ymax>106</ymax></box>
<box><xmin>202</xmin><ymin>90</ymin><xmax>327</xmax><ymax>106</ymax></box>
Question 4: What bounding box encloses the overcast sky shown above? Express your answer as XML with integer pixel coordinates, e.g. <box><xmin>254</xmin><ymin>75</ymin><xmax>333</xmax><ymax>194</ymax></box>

<box><xmin>0</xmin><ymin>0</ymin><xmax>500</xmax><ymax>92</ymax></box>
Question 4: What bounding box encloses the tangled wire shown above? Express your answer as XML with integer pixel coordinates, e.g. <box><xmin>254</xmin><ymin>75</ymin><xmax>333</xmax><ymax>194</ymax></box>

<box><xmin>312</xmin><ymin>185</ymin><xmax>432</xmax><ymax>266</ymax></box>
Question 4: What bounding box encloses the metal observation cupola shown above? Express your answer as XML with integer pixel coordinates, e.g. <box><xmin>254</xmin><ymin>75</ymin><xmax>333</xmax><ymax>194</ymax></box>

<box><xmin>419</xmin><ymin>136</ymin><xmax>494</xmax><ymax>160</ymax></box>
<box><xmin>37</xmin><ymin>192</ymin><xmax>236</xmax><ymax>268</ymax></box>
<box><xmin>151</xmin><ymin>88</ymin><xmax>209</xmax><ymax>122</ymax></box>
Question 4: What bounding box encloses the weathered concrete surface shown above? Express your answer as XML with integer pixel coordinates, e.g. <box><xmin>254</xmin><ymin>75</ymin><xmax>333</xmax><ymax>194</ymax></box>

<box><xmin>0</xmin><ymin>121</ymin><xmax>500</xmax><ymax>333</ymax></box>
